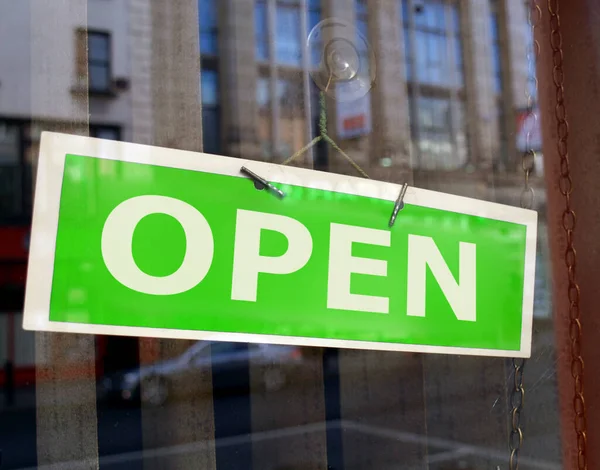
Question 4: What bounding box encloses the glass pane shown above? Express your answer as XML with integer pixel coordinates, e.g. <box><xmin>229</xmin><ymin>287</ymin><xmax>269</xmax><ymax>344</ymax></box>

<box><xmin>413</xmin><ymin>0</ymin><xmax>444</xmax><ymax>30</ymax></box>
<box><xmin>407</xmin><ymin>0</ymin><xmax>464</xmax><ymax>88</ymax></box>
<box><xmin>414</xmin><ymin>96</ymin><xmax>460</xmax><ymax>169</ymax></box>
<box><xmin>357</xmin><ymin>18</ymin><xmax>368</xmax><ymax>41</ymax></box>
<box><xmin>401</xmin><ymin>0</ymin><xmax>409</xmax><ymax>24</ymax></box>
<box><xmin>277</xmin><ymin>78</ymin><xmax>291</xmax><ymax>108</ymax></box>
<box><xmin>490</xmin><ymin>11</ymin><xmax>499</xmax><ymax>42</ymax></box>
<box><xmin>0</xmin><ymin>1</ymin><xmax>571</xmax><ymax>469</ymax></box>
<box><xmin>89</xmin><ymin>64</ymin><xmax>110</xmax><ymax>91</ymax></box>
<box><xmin>418</xmin><ymin>96</ymin><xmax>433</xmax><ymax>128</ymax></box>
<box><xmin>199</xmin><ymin>0</ymin><xmax>217</xmax><ymax>29</ymax></box>
<box><xmin>413</xmin><ymin>2</ymin><xmax>428</xmax><ymax>28</ymax></box>
<box><xmin>451</xmin><ymin>3</ymin><xmax>460</xmax><ymax>33</ymax></box>
<box><xmin>211</xmin><ymin>342</ymin><xmax>248</xmax><ymax>354</ymax></box>
<box><xmin>403</xmin><ymin>27</ymin><xmax>412</xmax><ymax>80</ymax></box>
<box><xmin>454</xmin><ymin>36</ymin><xmax>464</xmax><ymax>86</ymax></box>
<box><xmin>308</xmin><ymin>6</ymin><xmax>322</xmax><ymax>67</ymax></box>
<box><xmin>199</xmin><ymin>0</ymin><xmax>218</xmax><ymax>54</ymax></box>
<box><xmin>356</xmin><ymin>0</ymin><xmax>368</xmax><ymax>16</ymax></box>
<box><xmin>414</xmin><ymin>29</ymin><xmax>427</xmax><ymax>78</ymax></box>
<box><xmin>414</xmin><ymin>31</ymin><xmax>448</xmax><ymax>86</ymax></box>
<box><xmin>88</xmin><ymin>33</ymin><xmax>109</xmax><ymax>61</ymax></box>
<box><xmin>200</xmin><ymin>32</ymin><xmax>218</xmax><ymax>55</ymax></box>
<box><xmin>257</xmin><ymin>77</ymin><xmax>270</xmax><ymax>109</ymax></box>
<box><xmin>428</xmin><ymin>34</ymin><xmax>445</xmax><ymax>84</ymax></box>
<box><xmin>276</xmin><ymin>5</ymin><xmax>301</xmax><ymax>65</ymax></box>
<box><xmin>492</xmin><ymin>43</ymin><xmax>502</xmax><ymax>93</ymax></box>
<box><xmin>257</xmin><ymin>76</ymin><xmax>272</xmax><ymax>158</ymax></box>
<box><xmin>0</xmin><ymin>166</ymin><xmax>21</xmax><ymax>216</ymax></box>
<box><xmin>92</xmin><ymin>127</ymin><xmax>119</xmax><ymax>140</ymax></box>
<box><xmin>307</xmin><ymin>9</ymin><xmax>321</xmax><ymax>35</ymax></box>
<box><xmin>429</xmin><ymin>2</ymin><xmax>445</xmax><ymax>30</ymax></box>
<box><xmin>0</xmin><ymin>123</ymin><xmax>19</xmax><ymax>164</ymax></box>
<box><xmin>202</xmin><ymin>107</ymin><xmax>220</xmax><ymax>154</ymax></box>
<box><xmin>255</xmin><ymin>1</ymin><xmax>268</xmax><ymax>61</ymax></box>
<box><xmin>201</xmin><ymin>69</ymin><xmax>219</xmax><ymax>106</ymax></box>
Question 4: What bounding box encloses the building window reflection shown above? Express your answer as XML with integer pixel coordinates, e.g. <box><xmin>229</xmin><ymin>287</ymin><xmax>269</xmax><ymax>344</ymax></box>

<box><xmin>277</xmin><ymin>75</ymin><xmax>305</xmax><ymax>158</ymax></box>
<box><xmin>403</xmin><ymin>0</ymin><xmax>462</xmax><ymax>87</ymax></box>
<box><xmin>90</xmin><ymin>125</ymin><xmax>120</xmax><ymax>141</ymax></box>
<box><xmin>490</xmin><ymin>4</ymin><xmax>502</xmax><ymax>94</ymax></box>
<box><xmin>401</xmin><ymin>0</ymin><xmax>468</xmax><ymax>170</ymax></box>
<box><xmin>257</xmin><ymin>77</ymin><xmax>272</xmax><ymax>157</ymax></box>
<box><xmin>489</xmin><ymin>0</ymin><xmax>509</xmax><ymax>168</ymax></box>
<box><xmin>356</xmin><ymin>0</ymin><xmax>368</xmax><ymax>40</ymax></box>
<box><xmin>356</xmin><ymin>0</ymin><xmax>369</xmax><ymax>63</ymax></box>
<box><xmin>307</xmin><ymin>0</ymin><xmax>322</xmax><ymax>66</ymax></box>
<box><xmin>255</xmin><ymin>0</ymin><xmax>269</xmax><ymax>61</ymax></box>
<box><xmin>0</xmin><ymin>122</ymin><xmax>23</xmax><ymax>219</ymax></box>
<box><xmin>199</xmin><ymin>0</ymin><xmax>218</xmax><ymax>55</ymax></box>
<box><xmin>275</xmin><ymin>0</ymin><xmax>302</xmax><ymax>66</ymax></box>
<box><xmin>84</xmin><ymin>31</ymin><xmax>111</xmax><ymax>93</ymax></box>
<box><xmin>201</xmin><ymin>69</ymin><xmax>221</xmax><ymax>155</ymax></box>
<box><xmin>199</xmin><ymin>0</ymin><xmax>221</xmax><ymax>154</ymax></box>
<box><xmin>255</xmin><ymin>0</ymin><xmax>321</xmax><ymax>162</ymax></box>
<box><xmin>307</xmin><ymin>0</ymin><xmax>321</xmax><ymax>34</ymax></box>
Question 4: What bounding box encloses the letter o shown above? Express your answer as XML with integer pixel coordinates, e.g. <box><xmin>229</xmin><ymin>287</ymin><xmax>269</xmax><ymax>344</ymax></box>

<box><xmin>101</xmin><ymin>195</ymin><xmax>214</xmax><ymax>295</ymax></box>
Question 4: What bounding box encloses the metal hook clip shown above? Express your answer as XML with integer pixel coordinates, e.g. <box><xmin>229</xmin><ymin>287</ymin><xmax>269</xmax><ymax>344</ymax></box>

<box><xmin>389</xmin><ymin>183</ymin><xmax>408</xmax><ymax>227</ymax></box>
<box><xmin>240</xmin><ymin>166</ymin><xmax>285</xmax><ymax>199</ymax></box>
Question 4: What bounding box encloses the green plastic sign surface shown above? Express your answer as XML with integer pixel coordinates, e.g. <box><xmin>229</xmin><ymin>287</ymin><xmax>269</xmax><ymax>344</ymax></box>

<box><xmin>24</xmin><ymin>133</ymin><xmax>537</xmax><ymax>357</ymax></box>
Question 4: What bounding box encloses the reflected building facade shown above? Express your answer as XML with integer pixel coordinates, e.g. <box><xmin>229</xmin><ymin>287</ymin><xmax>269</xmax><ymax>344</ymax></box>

<box><xmin>0</xmin><ymin>0</ymin><xmax>550</xmax><ymax>399</ymax></box>
<box><xmin>0</xmin><ymin>0</ymin><xmax>548</xmax><ymax>386</ymax></box>
<box><xmin>199</xmin><ymin>0</ymin><xmax>543</xmax><ymax>204</ymax></box>
<box><xmin>0</xmin><ymin>0</ymin><xmax>135</xmax><ymax>385</ymax></box>
<box><xmin>0</xmin><ymin>1</ymin><xmax>559</xmax><ymax>469</ymax></box>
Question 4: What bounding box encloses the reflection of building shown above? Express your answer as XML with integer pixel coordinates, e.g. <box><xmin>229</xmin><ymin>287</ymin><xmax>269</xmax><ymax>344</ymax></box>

<box><xmin>197</xmin><ymin>0</ymin><xmax>551</xmax><ymax>306</ymax></box>
<box><xmin>0</xmin><ymin>0</ymin><xmax>550</xmax><ymax>383</ymax></box>
<box><xmin>0</xmin><ymin>2</ymin><xmax>561</xmax><ymax>467</ymax></box>
<box><xmin>0</xmin><ymin>0</ymin><xmax>136</xmax><ymax>385</ymax></box>
<box><xmin>197</xmin><ymin>0</ymin><xmax>544</xmax><ymax>202</ymax></box>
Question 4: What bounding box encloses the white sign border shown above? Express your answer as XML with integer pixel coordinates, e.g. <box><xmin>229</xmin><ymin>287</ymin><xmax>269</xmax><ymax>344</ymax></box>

<box><xmin>23</xmin><ymin>132</ymin><xmax>537</xmax><ymax>358</ymax></box>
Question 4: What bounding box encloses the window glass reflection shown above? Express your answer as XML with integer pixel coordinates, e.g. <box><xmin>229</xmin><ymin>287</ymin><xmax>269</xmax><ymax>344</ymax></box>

<box><xmin>276</xmin><ymin>2</ymin><xmax>301</xmax><ymax>65</ymax></box>
<box><xmin>402</xmin><ymin>0</ymin><xmax>466</xmax><ymax>169</ymax></box>
<box><xmin>89</xmin><ymin>33</ymin><xmax>109</xmax><ymax>62</ymax></box>
<box><xmin>404</xmin><ymin>1</ymin><xmax>462</xmax><ymax>87</ymax></box>
<box><xmin>257</xmin><ymin>76</ymin><xmax>272</xmax><ymax>158</ymax></box>
<box><xmin>0</xmin><ymin>1</ymin><xmax>564</xmax><ymax>469</ymax></box>
<box><xmin>87</xmin><ymin>31</ymin><xmax>110</xmax><ymax>92</ymax></box>
<box><xmin>255</xmin><ymin>0</ymin><xmax>269</xmax><ymax>61</ymax></box>
<box><xmin>201</xmin><ymin>69</ymin><xmax>220</xmax><ymax>154</ymax></box>
<box><xmin>0</xmin><ymin>123</ymin><xmax>21</xmax><ymax>217</ymax></box>
<box><xmin>308</xmin><ymin>0</ymin><xmax>322</xmax><ymax>67</ymax></box>
<box><xmin>199</xmin><ymin>0</ymin><xmax>218</xmax><ymax>55</ymax></box>
<box><xmin>490</xmin><ymin>6</ymin><xmax>502</xmax><ymax>94</ymax></box>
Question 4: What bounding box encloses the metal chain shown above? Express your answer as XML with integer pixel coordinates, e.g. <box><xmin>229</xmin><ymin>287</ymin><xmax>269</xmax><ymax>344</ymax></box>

<box><xmin>509</xmin><ymin>358</ymin><xmax>526</xmax><ymax>470</ymax></box>
<box><xmin>509</xmin><ymin>2</ymin><xmax>541</xmax><ymax>469</ymax></box>
<box><xmin>547</xmin><ymin>0</ymin><xmax>588</xmax><ymax>468</ymax></box>
<box><xmin>519</xmin><ymin>1</ymin><xmax>541</xmax><ymax>211</ymax></box>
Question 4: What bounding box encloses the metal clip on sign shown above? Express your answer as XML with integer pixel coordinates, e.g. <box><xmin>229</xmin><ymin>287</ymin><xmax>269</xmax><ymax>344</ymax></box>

<box><xmin>241</xmin><ymin>164</ymin><xmax>410</xmax><ymax>228</ymax></box>
<box><xmin>389</xmin><ymin>183</ymin><xmax>408</xmax><ymax>227</ymax></box>
<box><xmin>240</xmin><ymin>166</ymin><xmax>285</xmax><ymax>199</ymax></box>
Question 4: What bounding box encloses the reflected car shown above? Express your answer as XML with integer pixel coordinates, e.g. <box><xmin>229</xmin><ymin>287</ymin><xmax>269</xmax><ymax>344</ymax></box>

<box><xmin>99</xmin><ymin>341</ymin><xmax>305</xmax><ymax>406</ymax></box>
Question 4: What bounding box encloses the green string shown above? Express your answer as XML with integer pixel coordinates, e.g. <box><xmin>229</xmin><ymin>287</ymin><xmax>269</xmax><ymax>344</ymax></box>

<box><xmin>281</xmin><ymin>91</ymin><xmax>370</xmax><ymax>179</ymax></box>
